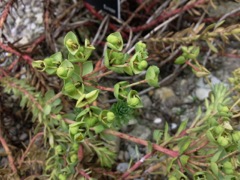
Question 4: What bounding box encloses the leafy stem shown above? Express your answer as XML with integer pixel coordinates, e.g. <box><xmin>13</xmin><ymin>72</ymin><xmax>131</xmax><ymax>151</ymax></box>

<box><xmin>123</xmin><ymin>79</ymin><xmax>147</xmax><ymax>89</ymax></box>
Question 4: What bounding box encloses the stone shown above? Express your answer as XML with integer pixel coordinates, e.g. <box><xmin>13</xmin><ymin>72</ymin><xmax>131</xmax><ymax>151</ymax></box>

<box><xmin>195</xmin><ymin>87</ymin><xmax>211</xmax><ymax>101</ymax></box>
<box><xmin>153</xmin><ymin>87</ymin><xmax>180</xmax><ymax>108</ymax></box>
<box><xmin>116</xmin><ymin>162</ymin><xmax>129</xmax><ymax>172</ymax></box>
<box><xmin>141</xmin><ymin>95</ymin><xmax>152</xmax><ymax>108</ymax></box>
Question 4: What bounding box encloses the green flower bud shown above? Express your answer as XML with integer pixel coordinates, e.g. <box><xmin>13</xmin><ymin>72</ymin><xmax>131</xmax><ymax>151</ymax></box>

<box><xmin>232</xmin><ymin>131</ymin><xmax>240</xmax><ymax>143</ymax></box>
<box><xmin>223</xmin><ymin>161</ymin><xmax>233</xmax><ymax>169</ymax></box>
<box><xmin>44</xmin><ymin>57</ymin><xmax>54</xmax><ymax>67</ymax></box>
<box><xmin>207</xmin><ymin>117</ymin><xmax>218</xmax><ymax>126</ymax></box>
<box><xmin>70</xmin><ymin>154</ymin><xmax>78</xmax><ymax>163</ymax></box>
<box><xmin>72</xmin><ymin>143</ymin><xmax>79</xmax><ymax>151</ymax></box>
<box><xmin>168</xmin><ymin>176</ymin><xmax>177</xmax><ymax>180</ymax></box>
<box><xmin>70</xmin><ymin>126</ymin><xmax>79</xmax><ymax>135</ymax></box>
<box><xmin>224</xmin><ymin>168</ymin><xmax>234</xmax><ymax>175</ymax></box>
<box><xmin>106</xmin><ymin>32</ymin><xmax>123</xmax><ymax>51</ymax></box>
<box><xmin>214</xmin><ymin>125</ymin><xmax>224</xmax><ymax>135</ymax></box>
<box><xmin>58</xmin><ymin>174</ymin><xmax>67</xmax><ymax>180</ymax></box>
<box><xmin>217</xmin><ymin>136</ymin><xmax>229</xmax><ymax>147</ymax></box>
<box><xmin>107</xmin><ymin>112</ymin><xmax>115</xmax><ymax>122</ymax></box>
<box><xmin>223</xmin><ymin>161</ymin><xmax>234</xmax><ymax>174</ymax></box>
<box><xmin>74</xmin><ymin>132</ymin><xmax>85</xmax><ymax>142</ymax></box>
<box><xmin>55</xmin><ymin>145</ymin><xmax>64</xmax><ymax>155</ymax></box>
<box><xmin>137</xmin><ymin>60</ymin><xmax>148</xmax><ymax>70</ymax></box>
<box><xmin>84</xmin><ymin>116</ymin><xmax>98</xmax><ymax>127</ymax></box>
<box><xmin>128</xmin><ymin>97</ymin><xmax>140</xmax><ymax>107</ymax></box>
<box><xmin>57</xmin><ymin>67</ymin><xmax>67</xmax><ymax>77</ymax></box>
<box><xmin>107</xmin><ymin>35</ymin><xmax>119</xmax><ymax>45</ymax></box>
<box><xmin>218</xmin><ymin>105</ymin><xmax>229</xmax><ymax>113</ymax></box>
<box><xmin>32</xmin><ymin>60</ymin><xmax>45</xmax><ymax>71</ymax></box>
<box><xmin>66</xmin><ymin>39</ymin><xmax>79</xmax><ymax>51</ymax></box>
<box><xmin>56</xmin><ymin>60</ymin><xmax>74</xmax><ymax>79</ymax></box>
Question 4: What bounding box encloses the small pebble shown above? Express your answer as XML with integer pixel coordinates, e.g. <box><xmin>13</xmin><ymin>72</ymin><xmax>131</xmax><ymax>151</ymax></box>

<box><xmin>153</xmin><ymin>117</ymin><xmax>162</xmax><ymax>124</ymax></box>
<box><xmin>19</xmin><ymin>133</ymin><xmax>28</xmax><ymax>141</ymax></box>
<box><xmin>116</xmin><ymin>162</ymin><xmax>129</xmax><ymax>172</ymax></box>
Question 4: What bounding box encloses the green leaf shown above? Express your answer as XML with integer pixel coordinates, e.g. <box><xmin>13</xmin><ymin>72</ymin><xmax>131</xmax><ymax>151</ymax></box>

<box><xmin>145</xmin><ymin>65</ymin><xmax>160</xmax><ymax>87</ymax></box>
<box><xmin>174</xmin><ymin>56</ymin><xmax>186</xmax><ymax>65</ymax></box>
<box><xmin>82</xmin><ymin>61</ymin><xmax>93</xmax><ymax>76</ymax></box>
<box><xmin>206</xmin><ymin>129</ymin><xmax>216</xmax><ymax>143</ymax></box>
<box><xmin>49</xmin><ymin>132</ymin><xmax>54</xmax><ymax>148</ymax></box>
<box><xmin>164</xmin><ymin>123</ymin><xmax>170</xmax><ymax>141</ymax></box>
<box><xmin>93</xmin><ymin>124</ymin><xmax>105</xmax><ymax>134</ymax></box>
<box><xmin>211</xmin><ymin>149</ymin><xmax>224</xmax><ymax>163</ymax></box>
<box><xmin>167</xmin><ymin>157</ymin><xmax>177</xmax><ymax>173</ymax></box>
<box><xmin>64</xmin><ymin>31</ymin><xmax>80</xmax><ymax>55</ymax></box>
<box><xmin>147</xmin><ymin>141</ymin><xmax>153</xmax><ymax>153</ymax></box>
<box><xmin>153</xmin><ymin>130</ymin><xmax>163</xmax><ymax>143</ymax></box>
<box><xmin>179</xmin><ymin>154</ymin><xmax>189</xmax><ymax>166</ymax></box>
<box><xmin>178</xmin><ymin>136</ymin><xmax>191</xmax><ymax>154</ymax></box>
<box><xmin>113</xmin><ymin>81</ymin><xmax>130</xmax><ymax>100</ymax></box>
<box><xmin>206</xmin><ymin>41</ymin><xmax>218</xmax><ymax>53</ymax></box>
<box><xmin>176</xmin><ymin>119</ymin><xmax>188</xmax><ymax>136</ymax></box>
<box><xmin>76</xmin><ymin>90</ymin><xmax>99</xmax><ymax>108</ymax></box>
<box><xmin>106</xmin><ymin>32</ymin><xmax>123</xmax><ymax>51</ymax></box>
<box><xmin>43</xmin><ymin>104</ymin><xmax>52</xmax><ymax>115</ymax></box>
<box><xmin>210</xmin><ymin>161</ymin><xmax>219</xmax><ymax>176</ymax></box>
<box><xmin>63</xmin><ymin>80</ymin><xmax>82</xmax><ymax>100</ymax></box>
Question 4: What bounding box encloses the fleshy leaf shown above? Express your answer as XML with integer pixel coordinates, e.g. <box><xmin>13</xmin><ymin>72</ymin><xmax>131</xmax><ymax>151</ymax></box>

<box><xmin>106</xmin><ymin>32</ymin><xmax>123</xmax><ymax>51</ymax></box>
<box><xmin>114</xmin><ymin>81</ymin><xmax>131</xmax><ymax>100</ymax></box>
<box><xmin>145</xmin><ymin>65</ymin><xmax>160</xmax><ymax>87</ymax></box>
<box><xmin>64</xmin><ymin>31</ymin><xmax>80</xmax><ymax>55</ymax></box>
<box><xmin>57</xmin><ymin>60</ymin><xmax>74</xmax><ymax>79</ymax></box>
<box><xmin>127</xmin><ymin>90</ymin><xmax>143</xmax><ymax>108</ymax></box>
<box><xmin>82</xmin><ymin>61</ymin><xmax>93</xmax><ymax>76</ymax></box>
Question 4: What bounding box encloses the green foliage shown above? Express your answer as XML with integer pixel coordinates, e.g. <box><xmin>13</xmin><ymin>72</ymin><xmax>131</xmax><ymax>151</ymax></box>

<box><xmin>2</xmin><ymin>30</ymin><xmax>240</xmax><ymax>179</ymax></box>
<box><xmin>31</xmin><ymin>31</ymin><xmax>160</xmax><ymax>179</ymax></box>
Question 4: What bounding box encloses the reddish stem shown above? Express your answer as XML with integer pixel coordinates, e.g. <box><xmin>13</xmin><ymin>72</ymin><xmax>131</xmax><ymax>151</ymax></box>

<box><xmin>0</xmin><ymin>42</ymin><xmax>33</xmax><ymax>64</ymax></box>
<box><xmin>0</xmin><ymin>130</ymin><xmax>18</xmax><ymax>175</ymax></box>
<box><xmin>8</xmin><ymin>57</ymin><xmax>20</xmax><ymax>71</ymax></box>
<box><xmin>0</xmin><ymin>0</ymin><xmax>15</xmax><ymax>29</ymax></box>
<box><xmin>83</xmin><ymin>81</ymin><xmax>114</xmax><ymax>92</ymax></box>
<box><xmin>125</xmin><ymin>0</ymin><xmax>207</xmax><ymax>32</ymax></box>
<box><xmin>25</xmin><ymin>34</ymin><xmax>46</xmax><ymax>53</ymax></box>
<box><xmin>78</xmin><ymin>169</ymin><xmax>91</xmax><ymax>179</ymax></box>
<box><xmin>19</xmin><ymin>132</ymin><xmax>44</xmax><ymax>167</ymax></box>
<box><xmin>121</xmin><ymin>151</ymin><xmax>154</xmax><ymax>179</ymax></box>
<box><xmin>104</xmin><ymin>129</ymin><xmax>179</xmax><ymax>157</ymax></box>
<box><xmin>177</xmin><ymin>158</ymin><xmax>184</xmax><ymax>173</ymax></box>
<box><xmin>185</xmin><ymin>60</ymin><xmax>200</xmax><ymax>71</ymax></box>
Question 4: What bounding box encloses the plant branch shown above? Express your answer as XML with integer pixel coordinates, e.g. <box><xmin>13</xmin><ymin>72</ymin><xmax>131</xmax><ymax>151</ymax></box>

<box><xmin>0</xmin><ymin>129</ymin><xmax>18</xmax><ymax>176</ymax></box>
<box><xmin>19</xmin><ymin>132</ymin><xmax>44</xmax><ymax>167</ymax></box>
<box><xmin>83</xmin><ymin>81</ymin><xmax>114</xmax><ymax>92</ymax></box>
<box><xmin>0</xmin><ymin>0</ymin><xmax>15</xmax><ymax>29</ymax></box>
<box><xmin>104</xmin><ymin>129</ymin><xmax>179</xmax><ymax>157</ymax></box>
<box><xmin>0</xmin><ymin>42</ymin><xmax>33</xmax><ymax>64</ymax></box>
<box><xmin>123</xmin><ymin>79</ymin><xmax>147</xmax><ymax>89</ymax></box>
<box><xmin>121</xmin><ymin>151</ymin><xmax>154</xmax><ymax>179</ymax></box>
<box><xmin>217</xmin><ymin>150</ymin><xmax>239</xmax><ymax>163</ymax></box>
<box><xmin>185</xmin><ymin>140</ymin><xmax>209</xmax><ymax>154</ymax></box>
